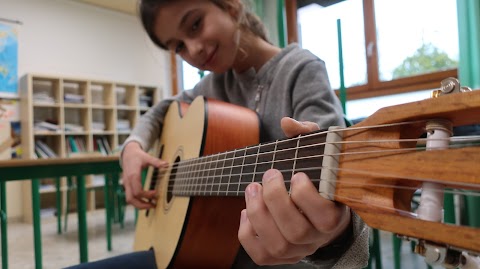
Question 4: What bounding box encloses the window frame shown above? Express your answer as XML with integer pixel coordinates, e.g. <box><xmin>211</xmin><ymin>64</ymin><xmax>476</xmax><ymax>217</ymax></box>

<box><xmin>170</xmin><ymin>0</ymin><xmax>458</xmax><ymax>100</ymax></box>
<box><xmin>346</xmin><ymin>0</ymin><xmax>457</xmax><ymax>100</ymax></box>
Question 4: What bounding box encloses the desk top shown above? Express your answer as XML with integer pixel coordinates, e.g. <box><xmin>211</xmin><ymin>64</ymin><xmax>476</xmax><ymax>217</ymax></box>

<box><xmin>0</xmin><ymin>156</ymin><xmax>121</xmax><ymax>181</ymax></box>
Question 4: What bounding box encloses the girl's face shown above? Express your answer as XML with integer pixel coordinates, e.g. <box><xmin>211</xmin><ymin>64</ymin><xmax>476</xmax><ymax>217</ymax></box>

<box><xmin>154</xmin><ymin>0</ymin><xmax>241</xmax><ymax>73</ymax></box>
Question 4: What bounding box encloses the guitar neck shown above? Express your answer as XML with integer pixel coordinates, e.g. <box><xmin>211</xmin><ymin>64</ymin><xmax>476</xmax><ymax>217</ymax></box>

<box><xmin>153</xmin><ymin>130</ymin><xmax>329</xmax><ymax>197</ymax></box>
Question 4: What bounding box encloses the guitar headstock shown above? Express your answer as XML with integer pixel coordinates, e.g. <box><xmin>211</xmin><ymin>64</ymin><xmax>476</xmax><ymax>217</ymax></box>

<box><xmin>332</xmin><ymin>78</ymin><xmax>480</xmax><ymax>268</ymax></box>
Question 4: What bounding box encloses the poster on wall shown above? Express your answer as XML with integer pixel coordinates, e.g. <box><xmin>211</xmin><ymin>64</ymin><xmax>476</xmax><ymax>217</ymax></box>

<box><xmin>0</xmin><ymin>22</ymin><xmax>18</xmax><ymax>98</ymax></box>
<box><xmin>0</xmin><ymin>99</ymin><xmax>21</xmax><ymax>158</ymax></box>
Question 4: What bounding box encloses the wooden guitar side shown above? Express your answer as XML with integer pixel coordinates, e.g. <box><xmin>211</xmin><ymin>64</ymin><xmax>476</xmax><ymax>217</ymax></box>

<box><xmin>336</xmin><ymin>90</ymin><xmax>480</xmax><ymax>253</ymax></box>
<box><xmin>134</xmin><ymin>97</ymin><xmax>259</xmax><ymax>268</ymax></box>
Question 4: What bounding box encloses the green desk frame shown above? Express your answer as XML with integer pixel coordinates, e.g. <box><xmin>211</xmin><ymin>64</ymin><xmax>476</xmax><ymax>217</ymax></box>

<box><xmin>0</xmin><ymin>156</ymin><xmax>121</xmax><ymax>269</ymax></box>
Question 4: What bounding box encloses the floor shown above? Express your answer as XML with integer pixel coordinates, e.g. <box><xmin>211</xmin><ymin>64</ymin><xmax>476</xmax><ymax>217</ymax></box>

<box><xmin>2</xmin><ymin>207</ymin><xmax>137</xmax><ymax>269</ymax></box>
<box><xmin>1</xmin><ymin>206</ymin><xmax>438</xmax><ymax>269</ymax></box>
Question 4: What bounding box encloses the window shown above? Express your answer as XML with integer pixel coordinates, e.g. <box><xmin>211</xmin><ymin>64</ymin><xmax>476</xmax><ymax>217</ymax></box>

<box><xmin>298</xmin><ymin>0</ymin><xmax>459</xmax><ymax>100</ymax></box>
<box><xmin>181</xmin><ymin>61</ymin><xmax>209</xmax><ymax>91</ymax></box>
<box><xmin>298</xmin><ymin>0</ymin><xmax>366</xmax><ymax>90</ymax></box>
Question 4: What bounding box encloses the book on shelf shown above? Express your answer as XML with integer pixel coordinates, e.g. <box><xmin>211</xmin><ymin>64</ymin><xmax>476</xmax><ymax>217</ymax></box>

<box><xmin>33</xmin><ymin>92</ymin><xmax>56</xmax><ymax>104</ymax></box>
<box><xmin>91</xmin><ymin>122</ymin><xmax>106</xmax><ymax>132</ymax></box>
<box><xmin>35</xmin><ymin>140</ymin><xmax>58</xmax><ymax>158</ymax></box>
<box><xmin>67</xmin><ymin>136</ymin><xmax>86</xmax><ymax>153</ymax></box>
<box><xmin>96</xmin><ymin>136</ymin><xmax>112</xmax><ymax>155</ymax></box>
<box><xmin>64</xmin><ymin>93</ymin><xmax>84</xmax><ymax>104</ymax></box>
<box><xmin>34</xmin><ymin>121</ymin><xmax>61</xmax><ymax>132</ymax></box>
<box><xmin>101</xmin><ymin>136</ymin><xmax>112</xmax><ymax>154</ymax></box>
<box><xmin>116</xmin><ymin>119</ymin><xmax>131</xmax><ymax>132</ymax></box>
<box><xmin>64</xmin><ymin>123</ymin><xmax>84</xmax><ymax>132</ymax></box>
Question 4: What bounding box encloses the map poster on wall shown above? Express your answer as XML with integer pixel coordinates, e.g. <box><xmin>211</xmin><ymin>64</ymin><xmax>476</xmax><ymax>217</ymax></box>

<box><xmin>0</xmin><ymin>22</ymin><xmax>18</xmax><ymax>98</ymax></box>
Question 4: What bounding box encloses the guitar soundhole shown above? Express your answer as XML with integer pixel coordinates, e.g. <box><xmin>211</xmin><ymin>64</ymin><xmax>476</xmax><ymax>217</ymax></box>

<box><xmin>166</xmin><ymin>156</ymin><xmax>181</xmax><ymax>203</ymax></box>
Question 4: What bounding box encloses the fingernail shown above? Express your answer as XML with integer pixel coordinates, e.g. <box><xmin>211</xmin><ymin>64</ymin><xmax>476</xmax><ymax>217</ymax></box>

<box><xmin>240</xmin><ymin>209</ymin><xmax>247</xmax><ymax>223</ymax></box>
<box><xmin>246</xmin><ymin>184</ymin><xmax>257</xmax><ymax>200</ymax></box>
<box><xmin>263</xmin><ymin>169</ymin><xmax>278</xmax><ymax>183</ymax></box>
<box><xmin>291</xmin><ymin>172</ymin><xmax>306</xmax><ymax>185</ymax></box>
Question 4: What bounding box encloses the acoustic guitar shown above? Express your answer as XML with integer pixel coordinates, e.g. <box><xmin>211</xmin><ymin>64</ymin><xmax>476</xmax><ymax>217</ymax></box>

<box><xmin>134</xmin><ymin>79</ymin><xmax>480</xmax><ymax>268</ymax></box>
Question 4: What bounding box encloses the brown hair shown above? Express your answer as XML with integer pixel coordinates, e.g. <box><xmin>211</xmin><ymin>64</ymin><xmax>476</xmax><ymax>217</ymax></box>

<box><xmin>139</xmin><ymin>0</ymin><xmax>269</xmax><ymax>50</ymax></box>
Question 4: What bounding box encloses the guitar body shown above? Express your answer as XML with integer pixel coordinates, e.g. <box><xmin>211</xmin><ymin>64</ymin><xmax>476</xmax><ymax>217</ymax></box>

<box><xmin>134</xmin><ymin>97</ymin><xmax>260</xmax><ymax>269</ymax></box>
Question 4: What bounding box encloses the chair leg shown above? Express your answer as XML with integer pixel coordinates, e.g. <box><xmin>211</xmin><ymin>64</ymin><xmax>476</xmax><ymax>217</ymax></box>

<box><xmin>364</xmin><ymin>228</ymin><xmax>382</xmax><ymax>269</ymax></box>
<box><xmin>372</xmin><ymin>229</ymin><xmax>382</xmax><ymax>269</ymax></box>
<box><xmin>64</xmin><ymin>176</ymin><xmax>73</xmax><ymax>232</ymax></box>
<box><xmin>393</xmin><ymin>234</ymin><xmax>402</xmax><ymax>269</ymax></box>
<box><xmin>55</xmin><ymin>177</ymin><xmax>62</xmax><ymax>234</ymax></box>
<box><xmin>76</xmin><ymin>175</ymin><xmax>89</xmax><ymax>263</ymax></box>
<box><xmin>104</xmin><ymin>174</ymin><xmax>112</xmax><ymax>251</ymax></box>
<box><xmin>1</xmin><ymin>181</ymin><xmax>9</xmax><ymax>269</ymax></box>
<box><xmin>31</xmin><ymin>179</ymin><xmax>43</xmax><ymax>269</ymax></box>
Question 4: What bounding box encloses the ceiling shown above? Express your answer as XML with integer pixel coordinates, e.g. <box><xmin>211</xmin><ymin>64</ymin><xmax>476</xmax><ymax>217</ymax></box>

<box><xmin>72</xmin><ymin>0</ymin><xmax>137</xmax><ymax>16</ymax></box>
<box><xmin>71</xmin><ymin>0</ymin><xmax>345</xmax><ymax>16</ymax></box>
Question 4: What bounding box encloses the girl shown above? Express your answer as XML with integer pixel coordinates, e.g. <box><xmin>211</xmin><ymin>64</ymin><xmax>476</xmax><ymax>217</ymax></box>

<box><xmin>67</xmin><ymin>0</ymin><xmax>368</xmax><ymax>268</ymax></box>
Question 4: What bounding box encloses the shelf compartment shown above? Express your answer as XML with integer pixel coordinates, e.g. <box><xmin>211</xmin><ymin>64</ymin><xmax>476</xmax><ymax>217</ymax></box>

<box><xmin>63</xmin><ymin>80</ymin><xmax>88</xmax><ymax>105</ymax></box>
<box><xmin>92</xmin><ymin>108</ymin><xmax>115</xmax><ymax>133</ymax></box>
<box><xmin>115</xmin><ymin>84</ymin><xmax>136</xmax><ymax>108</ymax></box>
<box><xmin>91</xmin><ymin>82</ymin><xmax>114</xmax><ymax>106</ymax></box>
<box><xmin>33</xmin><ymin>107</ymin><xmax>61</xmax><ymax>134</ymax></box>
<box><xmin>64</xmin><ymin>107</ymin><xmax>89</xmax><ymax>133</ymax></box>
<box><xmin>32</xmin><ymin>78</ymin><xmax>61</xmax><ymax>105</ymax></box>
<box><xmin>33</xmin><ymin>135</ymin><xmax>62</xmax><ymax>159</ymax></box>
<box><xmin>116</xmin><ymin>109</ymin><xmax>136</xmax><ymax>133</ymax></box>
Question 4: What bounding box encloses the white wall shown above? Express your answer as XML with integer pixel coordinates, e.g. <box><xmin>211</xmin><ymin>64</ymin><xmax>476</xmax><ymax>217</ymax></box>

<box><xmin>0</xmin><ymin>0</ymin><xmax>171</xmax><ymax>220</ymax></box>
<box><xmin>0</xmin><ymin>0</ymin><xmax>170</xmax><ymax>88</ymax></box>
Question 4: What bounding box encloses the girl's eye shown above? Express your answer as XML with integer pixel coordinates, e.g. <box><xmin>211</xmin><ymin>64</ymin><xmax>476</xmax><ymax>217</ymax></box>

<box><xmin>175</xmin><ymin>42</ymin><xmax>185</xmax><ymax>53</ymax></box>
<box><xmin>192</xmin><ymin>18</ymin><xmax>201</xmax><ymax>32</ymax></box>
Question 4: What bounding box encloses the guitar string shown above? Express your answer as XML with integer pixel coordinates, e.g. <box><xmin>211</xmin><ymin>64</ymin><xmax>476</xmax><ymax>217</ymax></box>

<box><xmin>150</xmin><ymin>134</ymin><xmax>480</xmax><ymax>180</ymax></box>
<box><xmin>147</xmin><ymin>120</ymin><xmax>480</xmax><ymax>195</ymax></box>
<box><xmin>166</xmin><ymin>165</ymin><xmax>480</xmax><ymax>197</ymax></box>
<box><xmin>151</xmin><ymin>138</ymin><xmax>479</xmax><ymax>182</ymax></box>
<box><xmin>168</xmin><ymin>175</ymin><xmax>480</xmax><ymax>198</ymax></box>
<box><xmin>151</xmin><ymin>119</ymin><xmax>428</xmax><ymax>174</ymax></box>
<box><xmin>151</xmin><ymin>140</ymin><xmax>480</xmax><ymax>188</ymax></box>
<box><xmin>154</xmin><ymin>144</ymin><xmax>480</xmax><ymax>199</ymax></box>
<box><xmin>159</xmin><ymin>175</ymin><xmax>479</xmax><ymax>221</ymax></box>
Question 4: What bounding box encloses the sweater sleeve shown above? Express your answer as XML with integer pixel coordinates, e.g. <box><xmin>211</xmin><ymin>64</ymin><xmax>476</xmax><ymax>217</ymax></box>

<box><xmin>121</xmin><ymin>84</ymin><xmax>203</xmax><ymax>157</ymax></box>
<box><xmin>290</xmin><ymin>59</ymin><xmax>345</xmax><ymax>130</ymax></box>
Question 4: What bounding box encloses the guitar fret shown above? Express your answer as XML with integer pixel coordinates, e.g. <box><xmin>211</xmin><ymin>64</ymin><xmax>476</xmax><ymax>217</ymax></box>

<box><xmin>209</xmin><ymin>153</ymin><xmax>220</xmax><ymax>196</ymax></box>
<box><xmin>186</xmin><ymin>159</ymin><xmax>193</xmax><ymax>195</ymax></box>
<box><xmin>240</xmin><ymin>145</ymin><xmax>260</xmax><ymax>194</ymax></box>
<box><xmin>296</xmin><ymin>133</ymin><xmax>327</xmax><ymax>189</ymax></box>
<box><xmin>291</xmin><ymin>137</ymin><xmax>301</xmax><ymax>190</ymax></box>
<box><xmin>236</xmin><ymin>147</ymin><xmax>248</xmax><ymax>196</ymax></box>
<box><xmin>272</xmin><ymin>138</ymin><xmax>298</xmax><ymax>190</ymax></box>
<box><xmin>193</xmin><ymin>160</ymin><xmax>201</xmax><ymax>196</ymax></box>
<box><xmin>221</xmin><ymin>150</ymin><xmax>235</xmax><ymax>196</ymax></box>
<box><xmin>204</xmin><ymin>157</ymin><xmax>209</xmax><ymax>195</ymax></box>
<box><xmin>205</xmin><ymin>155</ymin><xmax>214</xmax><ymax>195</ymax></box>
<box><xmin>228</xmin><ymin>149</ymin><xmax>244</xmax><ymax>196</ymax></box>
<box><xmin>217</xmin><ymin>152</ymin><xmax>227</xmax><ymax>196</ymax></box>
<box><xmin>271</xmin><ymin>140</ymin><xmax>278</xmax><ymax>169</ymax></box>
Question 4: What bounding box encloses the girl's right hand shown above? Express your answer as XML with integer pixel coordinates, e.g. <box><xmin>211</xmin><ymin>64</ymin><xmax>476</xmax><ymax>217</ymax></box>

<box><xmin>121</xmin><ymin>141</ymin><xmax>167</xmax><ymax>209</ymax></box>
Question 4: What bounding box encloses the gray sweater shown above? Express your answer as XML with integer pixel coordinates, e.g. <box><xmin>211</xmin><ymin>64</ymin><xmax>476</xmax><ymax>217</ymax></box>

<box><xmin>125</xmin><ymin>44</ymin><xmax>369</xmax><ymax>268</ymax></box>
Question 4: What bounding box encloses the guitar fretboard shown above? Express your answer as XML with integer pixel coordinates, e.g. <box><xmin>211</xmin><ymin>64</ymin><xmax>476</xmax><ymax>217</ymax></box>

<box><xmin>151</xmin><ymin>131</ymin><xmax>328</xmax><ymax>197</ymax></box>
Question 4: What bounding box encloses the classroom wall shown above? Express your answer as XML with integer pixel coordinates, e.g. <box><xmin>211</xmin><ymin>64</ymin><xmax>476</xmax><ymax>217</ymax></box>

<box><xmin>0</xmin><ymin>0</ymin><xmax>171</xmax><ymax>220</ymax></box>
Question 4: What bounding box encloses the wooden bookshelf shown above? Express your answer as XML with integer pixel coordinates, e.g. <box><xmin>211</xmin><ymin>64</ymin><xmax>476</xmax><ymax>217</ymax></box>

<box><xmin>20</xmin><ymin>73</ymin><xmax>161</xmax><ymax>222</ymax></box>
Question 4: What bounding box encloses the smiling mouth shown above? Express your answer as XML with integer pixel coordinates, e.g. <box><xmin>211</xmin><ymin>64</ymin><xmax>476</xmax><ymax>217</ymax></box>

<box><xmin>202</xmin><ymin>46</ymin><xmax>217</xmax><ymax>68</ymax></box>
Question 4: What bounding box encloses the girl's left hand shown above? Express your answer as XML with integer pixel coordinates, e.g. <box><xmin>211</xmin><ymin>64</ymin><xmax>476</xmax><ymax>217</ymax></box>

<box><xmin>238</xmin><ymin>117</ymin><xmax>352</xmax><ymax>265</ymax></box>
